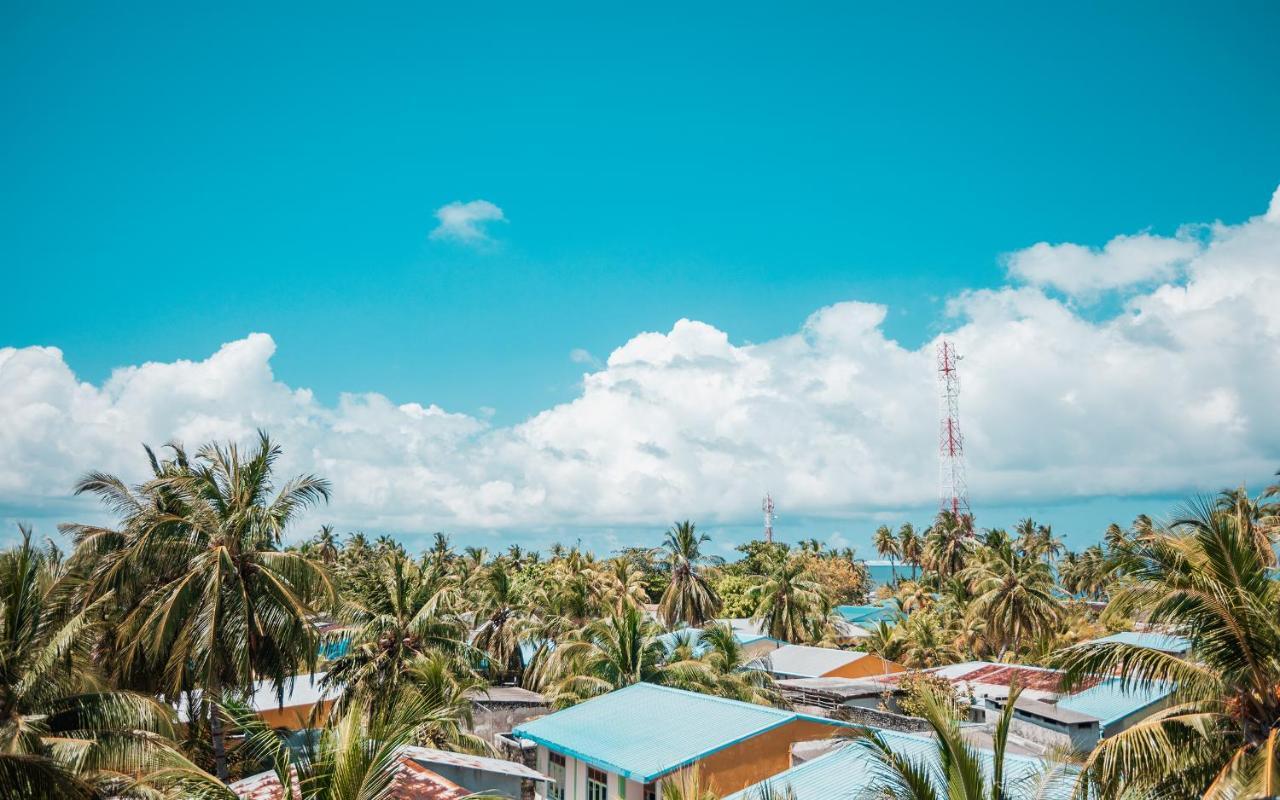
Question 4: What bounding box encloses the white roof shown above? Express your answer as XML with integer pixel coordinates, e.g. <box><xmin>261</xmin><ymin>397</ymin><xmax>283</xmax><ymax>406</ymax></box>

<box><xmin>400</xmin><ymin>745</ymin><xmax>551</xmax><ymax>782</ymax></box>
<box><xmin>750</xmin><ymin>644</ymin><xmax>872</xmax><ymax>678</ymax></box>
<box><xmin>178</xmin><ymin>672</ymin><xmax>338</xmax><ymax>723</ymax></box>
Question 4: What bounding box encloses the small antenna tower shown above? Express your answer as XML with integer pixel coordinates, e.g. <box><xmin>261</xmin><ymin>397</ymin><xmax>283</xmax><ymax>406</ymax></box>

<box><xmin>937</xmin><ymin>340</ymin><xmax>970</xmax><ymax>518</ymax></box>
<box><xmin>762</xmin><ymin>494</ymin><xmax>775</xmax><ymax>544</ymax></box>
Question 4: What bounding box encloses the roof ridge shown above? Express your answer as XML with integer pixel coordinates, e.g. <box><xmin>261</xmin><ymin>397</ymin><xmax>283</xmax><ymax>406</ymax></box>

<box><xmin>637</xmin><ymin>682</ymin><xmax>795</xmax><ymax>715</ymax></box>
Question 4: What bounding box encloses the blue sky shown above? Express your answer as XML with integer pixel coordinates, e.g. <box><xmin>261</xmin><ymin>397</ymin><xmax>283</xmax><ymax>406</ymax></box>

<box><xmin>2</xmin><ymin>3</ymin><xmax>1279</xmax><ymax>555</ymax></box>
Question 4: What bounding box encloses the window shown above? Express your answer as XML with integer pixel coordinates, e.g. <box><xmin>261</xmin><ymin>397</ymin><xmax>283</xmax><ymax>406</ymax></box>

<box><xmin>644</xmin><ymin>783</ymin><xmax>659</xmax><ymax>800</ymax></box>
<box><xmin>547</xmin><ymin>752</ymin><xmax>566</xmax><ymax>800</ymax></box>
<box><xmin>587</xmin><ymin>766</ymin><xmax>609</xmax><ymax>800</ymax></box>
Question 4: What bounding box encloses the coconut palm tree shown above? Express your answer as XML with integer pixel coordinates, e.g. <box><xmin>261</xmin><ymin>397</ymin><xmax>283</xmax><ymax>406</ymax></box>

<box><xmin>73</xmin><ymin>433</ymin><xmax>334</xmax><ymax>781</ymax></box>
<box><xmin>323</xmin><ymin>549</ymin><xmax>470</xmax><ymax>710</ymax></box>
<box><xmin>959</xmin><ymin>541</ymin><xmax>1060</xmax><ymax>658</ymax></box>
<box><xmin>309</xmin><ymin>524</ymin><xmax>340</xmax><ymax>565</ymax></box>
<box><xmin>658</xmin><ymin>521</ymin><xmax>722</xmax><ymax>628</ymax></box>
<box><xmin>540</xmin><ymin>606</ymin><xmax>669</xmax><ymax>707</ymax></box>
<box><xmin>220</xmin><ymin>688</ymin><xmax>499</xmax><ymax>800</ymax></box>
<box><xmin>1055</xmin><ymin>498</ymin><xmax>1280</xmax><ymax>799</ymax></box>
<box><xmin>874</xmin><ymin>525</ymin><xmax>901</xmax><ymax>578</ymax></box>
<box><xmin>748</xmin><ymin>556</ymin><xmax>829</xmax><ymax>643</ymax></box>
<box><xmin>851</xmin><ymin>683</ymin><xmax>1073</xmax><ymax>799</ymax></box>
<box><xmin>598</xmin><ymin>557</ymin><xmax>650</xmax><ymax>613</ymax></box>
<box><xmin>923</xmin><ymin>511</ymin><xmax>974</xmax><ymax>579</ymax></box>
<box><xmin>897</xmin><ymin>612</ymin><xmax>962</xmax><ymax>669</ymax></box>
<box><xmin>0</xmin><ymin>527</ymin><xmax>219</xmax><ymax>799</ymax></box>
<box><xmin>471</xmin><ymin>559</ymin><xmax>534</xmax><ymax>682</ymax></box>
<box><xmin>686</xmin><ymin>623</ymin><xmax>783</xmax><ymax>707</ymax></box>
<box><xmin>900</xmin><ymin>523</ymin><xmax>923</xmax><ymax>580</ymax></box>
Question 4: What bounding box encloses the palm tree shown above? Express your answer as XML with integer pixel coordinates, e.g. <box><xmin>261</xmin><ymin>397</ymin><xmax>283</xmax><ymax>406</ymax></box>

<box><xmin>1055</xmin><ymin>499</ymin><xmax>1280</xmax><ymax>799</ymax></box>
<box><xmin>471</xmin><ymin>560</ymin><xmax>534</xmax><ymax>682</ymax></box>
<box><xmin>923</xmin><ymin>511</ymin><xmax>974</xmax><ymax>579</ymax></box>
<box><xmin>685</xmin><ymin>623</ymin><xmax>782</xmax><ymax>707</ymax></box>
<box><xmin>73</xmin><ymin>433</ymin><xmax>334</xmax><ymax>781</ymax></box>
<box><xmin>748</xmin><ymin>556</ymin><xmax>828</xmax><ymax>643</ymax></box>
<box><xmin>221</xmin><ymin>688</ymin><xmax>497</xmax><ymax>800</ymax></box>
<box><xmin>900</xmin><ymin>523</ymin><xmax>923</xmax><ymax>580</ymax></box>
<box><xmin>311</xmin><ymin>524</ymin><xmax>340</xmax><ymax>565</ymax></box>
<box><xmin>874</xmin><ymin>525</ymin><xmax>901</xmax><ymax>578</ymax></box>
<box><xmin>897</xmin><ymin>612</ymin><xmax>962</xmax><ymax>669</ymax></box>
<box><xmin>323</xmin><ymin>550</ymin><xmax>469</xmax><ymax>709</ymax></box>
<box><xmin>658</xmin><ymin>522</ymin><xmax>722</xmax><ymax>628</ymax></box>
<box><xmin>0</xmin><ymin>527</ymin><xmax>219</xmax><ymax>799</ymax></box>
<box><xmin>540</xmin><ymin>606</ymin><xmax>669</xmax><ymax>707</ymax></box>
<box><xmin>598</xmin><ymin>557</ymin><xmax>649</xmax><ymax>613</ymax></box>
<box><xmin>959</xmin><ymin>541</ymin><xmax>1060</xmax><ymax>658</ymax></box>
<box><xmin>851</xmin><ymin>683</ymin><xmax>1072</xmax><ymax>799</ymax></box>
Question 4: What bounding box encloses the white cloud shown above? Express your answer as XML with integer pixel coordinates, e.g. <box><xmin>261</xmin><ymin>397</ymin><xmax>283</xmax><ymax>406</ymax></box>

<box><xmin>569</xmin><ymin>348</ymin><xmax>600</xmax><ymax>367</ymax></box>
<box><xmin>2</xmin><ymin>187</ymin><xmax>1278</xmax><ymax>537</ymax></box>
<box><xmin>429</xmin><ymin>199</ymin><xmax>506</xmax><ymax>243</ymax></box>
<box><xmin>1003</xmin><ymin>232</ymin><xmax>1201</xmax><ymax>297</ymax></box>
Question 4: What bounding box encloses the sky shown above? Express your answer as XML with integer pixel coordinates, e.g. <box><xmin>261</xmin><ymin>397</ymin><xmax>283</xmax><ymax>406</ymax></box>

<box><xmin>2</xmin><ymin>2</ymin><xmax>1279</xmax><ymax>557</ymax></box>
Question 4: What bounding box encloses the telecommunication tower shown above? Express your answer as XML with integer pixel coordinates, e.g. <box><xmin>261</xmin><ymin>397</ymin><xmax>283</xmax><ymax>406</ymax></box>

<box><xmin>937</xmin><ymin>340</ymin><xmax>970</xmax><ymax>517</ymax></box>
<box><xmin>762</xmin><ymin>494</ymin><xmax>775</xmax><ymax>544</ymax></box>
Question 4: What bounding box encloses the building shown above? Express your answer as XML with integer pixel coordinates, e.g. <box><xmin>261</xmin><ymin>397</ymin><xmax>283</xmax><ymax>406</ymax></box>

<box><xmin>724</xmin><ymin>735</ymin><xmax>1075</xmax><ymax>800</ymax></box>
<box><xmin>511</xmin><ymin>683</ymin><xmax>856</xmax><ymax>799</ymax></box>
<box><xmin>656</xmin><ymin>625</ymin><xmax>784</xmax><ymax>661</ymax></box>
<box><xmin>747</xmin><ymin>644</ymin><xmax>904</xmax><ymax>680</ymax></box>
<box><xmin>228</xmin><ymin>745</ymin><xmax>552</xmax><ymax>800</ymax></box>
<box><xmin>834</xmin><ymin>602</ymin><xmax>901</xmax><ymax>627</ymax></box>
<box><xmin>914</xmin><ymin>661</ymin><xmax>1173</xmax><ymax>752</ymax></box>
<box><xmin>1084</xmin><ymin>631</ymin><xmax>1191</xmax><ymax>657</ymax></box>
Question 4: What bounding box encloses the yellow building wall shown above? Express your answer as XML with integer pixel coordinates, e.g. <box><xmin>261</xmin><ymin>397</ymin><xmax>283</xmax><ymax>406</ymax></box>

<box><xmin>684</xmin><ymin>718</ymin><xmax>849</xmax><ymax>797</ymax></box>
<box><xmin>257</xmin><ymin>698</ymin><xmax>333</xmax><ymax>730</ymax></box>
<box><xmin>821</xmin><ymin>654</ymin><xmax>906</xmax><ymax>680</ymax></box>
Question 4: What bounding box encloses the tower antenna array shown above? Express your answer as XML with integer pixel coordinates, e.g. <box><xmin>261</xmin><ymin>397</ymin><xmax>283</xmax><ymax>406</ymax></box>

<box><xmin>762</xmin><ymin>494</ymin><xmax>775</xmax><ymax>544</ymax></box>
<box><xmin>937</xmin><ymin>340</ymin><xmax>970</xmax><ymax>517</ymax></box>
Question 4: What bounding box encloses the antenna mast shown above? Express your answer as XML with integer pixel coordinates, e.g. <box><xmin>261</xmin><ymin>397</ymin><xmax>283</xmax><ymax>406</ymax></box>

<box><xmin>937</xmin><ymin>340</ymin><xmax>970</xmax><ymax>518</ymax></box>
<box><xmin>762</xmin><ymin>494</ymin><xmax>775</xmax><ymax>544</ymax></box>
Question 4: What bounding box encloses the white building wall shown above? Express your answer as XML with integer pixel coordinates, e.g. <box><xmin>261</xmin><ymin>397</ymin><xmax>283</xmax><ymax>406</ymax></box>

<box><xmin>534</xmin><ymin>744</ymin><xmax>632</xmax><ymax>800</ymax></box>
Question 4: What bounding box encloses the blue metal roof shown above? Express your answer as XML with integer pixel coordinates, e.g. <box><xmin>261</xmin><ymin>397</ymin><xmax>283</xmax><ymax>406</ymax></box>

<box><xmin>724</xmin><ymin>736</ymin><xmax>1075</xmax><ymax>800</ymax></box>
<box><xmin>834</xmin><ymin>603</ymin><xmax>900</xmax><ymax>625</ymax></box>
<box><xmin>512</xmin><ymin>683</ymin><xmax>847</xmax><ymax>783</ymax></box>
<box><xmin>1057</xmin><ymin>677</ymin><xmax>1173</xmax><ymax>730</ymax></box>
<box><xmin>655</xmin><ymin>627</ymin><xmax>781</xmax><ymax>656</ymax></box>
<box><xmin>1087</xmin><ymin>631</ymin><xmax>1191</xmax><ymax>654</ymax></box>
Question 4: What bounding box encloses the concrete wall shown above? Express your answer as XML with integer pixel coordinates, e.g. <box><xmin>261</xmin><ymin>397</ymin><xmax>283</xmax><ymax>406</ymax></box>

<box><xmin>1002</xmin><ymin>715</ymin><xmax>1098</xmax><ymax>753</ymax></box>
<box><xmin>473</xmin><ymin>703</ymin><xmax>551</xmax><ymax>745</ymax></box>
<box><xmin>257</xmin><ymin>699</ymin><xmax>334</xmax><ymax>730</ymax></box>
<box><xmin>430</xmin><ymin>763</ymin><xmax>524</xmax><ymax>799</ymax></box>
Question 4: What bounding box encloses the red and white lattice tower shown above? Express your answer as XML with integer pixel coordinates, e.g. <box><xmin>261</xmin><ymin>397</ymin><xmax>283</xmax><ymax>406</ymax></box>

<box><xmin>937</xmin><ymin>340</ymin><xmax>970</xmax><ymax>517</ymax></box>
<box><xmin>762</xmin><ymin>494</ymin><xmax>775</xmax><ymax>544</ymax></box>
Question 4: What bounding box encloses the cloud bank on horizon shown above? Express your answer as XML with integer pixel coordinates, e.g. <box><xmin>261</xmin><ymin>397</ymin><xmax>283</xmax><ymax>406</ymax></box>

<box><xmin>2</xmin><ymin>189</ymin><xmax>1278</xmax><ymax>534</ymax></box>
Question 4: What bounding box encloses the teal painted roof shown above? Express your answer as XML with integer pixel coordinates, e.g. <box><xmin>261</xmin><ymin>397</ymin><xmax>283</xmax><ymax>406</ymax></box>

<box><xmin>1057</xmin><ymin>678</ymin><xmax>1172</xmax><ymax>730</ymax></box>
<box><xmin>725</xmin><ymin>736</ymin><xmax>1075</xmax><ymax>800</ymax></box>
<box><xmin>835</xmin><ymin>603</ymin><xmax>900</xmax><ymax>625</ymax></box>
<box><xmin>1088</xmin><ymin>631</ymin><xmax>1190</xmax><ymax>654</ymax></box>
<box><xmin>656</xmin><ymin>627</ymin><xmax>781</xmax><ymax>656</ymax></box>
<box><xmin>512</xmin><ymin>683</ymin><xmax>844</xmax><ymax>783</ymax></box>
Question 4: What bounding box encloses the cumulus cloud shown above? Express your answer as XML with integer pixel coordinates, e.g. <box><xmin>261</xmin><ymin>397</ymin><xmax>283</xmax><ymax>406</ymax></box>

<box><xmin>429</xmin><ymin>199</ymin><xmax>506</xmax><ymax>243</ymax></box>
<box><xmin>2</xmin><ymin>188</ymin><xmax>1278</xmax><ymax>536</ymax></box>
<box><xmin>1004</xmin><ymin>232</ymin><xmax>1201</xmax><ymax>297</ymax></box>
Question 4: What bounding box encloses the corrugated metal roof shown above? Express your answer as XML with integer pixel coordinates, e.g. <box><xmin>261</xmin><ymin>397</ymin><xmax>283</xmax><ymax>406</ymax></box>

<box><xmin>656</xmin><ymin>626</ymin><xmax>782</xmax><ymax>655</ymax></box>
<box><xmin>512</xmin><ymin>683</ymin><xmax>846</xmax><ymax>783</ymax></box>
<box><xmin>1087</xmin><ymin>631</ymin><xmax>1191</xmax><ymax>654</ymax></box>
<box><xmin>176</xmin><ymin>672</ymin><xmax>338</xmax><ymax>723</ymax></box>
<box><xmin>1056</xmin><ymin>678</ymin><xmax>1173</xmax><ymax>730</ymax></box>
<box><xmin>400</xmin><ymin>745</ymin><xmax>552</xmax><ymax>782</ymax></box>
<box><xmin>750</xmin><ymin>644</ymin><xmax>871</xmax><ymax>678</ymax></box>
<box><xmin>228</xmin><ymin>758</ymin><xmax>473</xmax><ymax>800</ymax></box>
<box><xmin>724</xmin><ymin>737</ymin><xmax>1075</xmax><ymax>800</ymax></box>
<box><xmin>835</xmin><ymin>603</ymin><xmax>901</xmax><ymax>625</ymax></box>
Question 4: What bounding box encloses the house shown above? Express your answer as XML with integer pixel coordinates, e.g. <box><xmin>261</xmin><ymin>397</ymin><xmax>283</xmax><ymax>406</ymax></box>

<box><xmin>175</xmin><ymin>672</ymin><xmax>341</xmax><ymax>731</ymax></box>
<box><xmin>911</xmin><ymin>661</ymin><xmax>1174</xmax><ymax>753</ymax></box>
<box><xmin>834</xmin><ymin>602</ymin><xmax>901</xmax><ymax>627</ymax></box>
<box><xmin>511</xmin><ymin>683</ymin><xmax>856</xmax><ymax>799</ymax></box>
<box><xmin>1084</xmin><ymin>631</ymin><xmax>1191</xmax><ymax>658</ymax></box>
<box><xmin>656</xmin><ymin>624</ymin><xmax>784</xmax><ymax>661</ymax></box>
<box><xmin>228</xmin><ymin>745</ymin><xmax>552</xmax><ymax>800</ymax></box>
<box><xmin>723</xmin><ymin>735</ymin><xmax>1075</xmax><ymax>800</ymax></box>
<box><xmin>747</xmin><ymin>644</ymin><xmax>904</xmax><ymax>681</ymax></box>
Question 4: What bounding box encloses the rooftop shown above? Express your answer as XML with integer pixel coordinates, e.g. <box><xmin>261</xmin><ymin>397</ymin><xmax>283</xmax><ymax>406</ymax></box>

<box><xmin>749</xmin><ymin>644</ymin><xmax>879</xmax><ymax>678</ymax></box>
<box><xmin>835</xmin><ymin>603</ymin><xmax>901</xmax><ymax>625</ymax></box>
<box><xmin>1086</xmin><ymin>631</ymin><xmax>1191</xmax><ymax>654</ymax></box>
<box><xmin>228</xmin><ymin>759</ymin><xmax>471</xmax><ymax>800</ymax></box>
<box><xmin>724</xmin><ymin>736</ymin><xmax>1075</xmax><ymax>800</ymax></box>
<box><xmin>512</xmin><ymin>683</ymin><xmax>847</xmax><ymax>783</ymax></box>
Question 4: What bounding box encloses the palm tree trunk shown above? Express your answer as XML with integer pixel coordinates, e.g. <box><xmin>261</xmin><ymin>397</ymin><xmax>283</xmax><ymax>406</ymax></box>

<box><xmin>208</xmin><ymin>693</ymin><xmax>229</xmax><ymax>781</ymax></box>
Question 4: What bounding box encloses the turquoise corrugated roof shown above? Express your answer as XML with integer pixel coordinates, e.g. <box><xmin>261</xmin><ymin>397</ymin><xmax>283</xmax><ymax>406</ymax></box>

<box><xmin>835</xmin><ymin>603</ymin><xmax>900</xmax><ymax>625</ymax></box>
<box><xmin>1088</xmin><ymin>631</ymin><xmax>1191</xmax><ymax>654</ymax></box>
<box><xmin>724</xmin><ymin>736</ymin><xmax>1075</xmax><ymax>800</ymax></box>
<box><xmin>1058</xmin><ymin>678</ymin><xmax>1173</xmax><ymax>730</ymax></box>
<box><xmin>655</xmin><ymin>627</ymin><xmax>781</xmax><ymax>656</ymax></box>
<box><xmin>512</xmin><ymin>683</ymin><xmax>844</xmax><ymax>783</ymax></box>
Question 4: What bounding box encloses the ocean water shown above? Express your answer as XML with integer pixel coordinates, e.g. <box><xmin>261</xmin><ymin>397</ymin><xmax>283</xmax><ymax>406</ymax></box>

<box><xmin>864</xmin><ymin>560</ymin><xmax>918</xmax><ymax>589</ymax></box>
